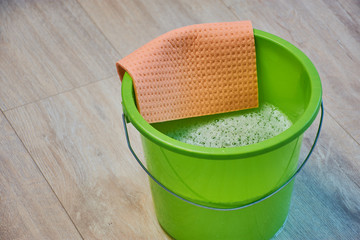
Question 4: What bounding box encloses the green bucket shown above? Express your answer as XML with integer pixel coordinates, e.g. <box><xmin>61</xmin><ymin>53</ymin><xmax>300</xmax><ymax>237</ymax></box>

<box><xmin>121</xmin><ymin>29</ymin><xmax>322</xmax><ymax>240</ymax></box>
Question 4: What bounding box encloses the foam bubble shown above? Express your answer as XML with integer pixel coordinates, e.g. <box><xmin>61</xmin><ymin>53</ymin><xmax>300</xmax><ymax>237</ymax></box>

<box><xmin>160</xmin><ymin>103</ymin><xmax>292</xmax><ymax>148</ymax></box>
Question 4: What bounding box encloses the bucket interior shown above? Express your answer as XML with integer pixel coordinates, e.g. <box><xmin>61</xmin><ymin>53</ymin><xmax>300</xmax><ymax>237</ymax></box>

<box><xmin>151</xmin><ymin>33</ymin><xmax>311</xmax><ymax>140</ymax></box>
<box><xmin>121</xmin><ymin>29</ymin><xmax>322</xmax><ymax>159</ymax></box>
<box><xmin>121</xmin><ymin>29</ymin><xmax>322</xmax><ymax>239</ymax></box>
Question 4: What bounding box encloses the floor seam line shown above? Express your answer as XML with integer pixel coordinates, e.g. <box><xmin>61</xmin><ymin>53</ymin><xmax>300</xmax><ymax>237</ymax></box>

<box><xmin>3</xmin><ymin>74</ymin><xmax>117</xmax><ymax>112</ymax></box>
<box><xmin>325</xmin><ymin>109</ymin><xmax>359</xmax><ymax>145</ymax></box>
<box><xmin>2</xmin><ymin>113</ymin><xmax>85</xmax><ymax>240</ymax></box>
<box><xmin>75</xmin><ymin>0</ymin><xmax>123</xmax><ymax>59</ymax></box>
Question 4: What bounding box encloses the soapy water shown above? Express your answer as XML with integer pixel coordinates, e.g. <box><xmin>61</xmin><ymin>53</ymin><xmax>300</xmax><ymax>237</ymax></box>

<box><xmin>154</xmin><ymin>103</ymin><xmax>292</xmax><ymax>148</ymax></box>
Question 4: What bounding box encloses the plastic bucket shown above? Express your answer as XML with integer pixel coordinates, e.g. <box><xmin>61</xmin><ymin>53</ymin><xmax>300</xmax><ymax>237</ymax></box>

<box><xmin>121</xmin><ymin>29</ymin><xmax>322</xmax><ymax>240</ymax></box>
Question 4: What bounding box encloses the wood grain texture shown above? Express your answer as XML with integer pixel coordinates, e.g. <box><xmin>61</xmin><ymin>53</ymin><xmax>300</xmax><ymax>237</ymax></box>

<box><xmin>0</xmin><ymin>0</ymin><xmax>119</xmax><ymax>111</ymax></box>
<box><xmin>222</xmin><ymin>0</ymin><xmax>360</xmax><ymax>142</ymax></box>
<box><xmin>5</xmin><ymin>77</ymin><xmax>170</xmax><ymax>240</ymax></box>
<box><xmin>77</xmin><ymin>0</ymin><xmax>239</xmax><ymax>57</ymax></box>
<box><xmin>278</xmin><ymin>113</ymin><xmax>360</xmax><ymax>239</ymax></box>
<box><xmin>1</xmin><ymin>0</ymin><xmax>359</xmax><ymax>239</ymax></box>
<box><xmin>6</xmin><ymin>77</ymin><xmax>360</xmax><ymax>239</ymax></box>
<box><xmin>0</xmin><ymin>112</ymin><xmax>82</xmax><ymax>240</ymax></box>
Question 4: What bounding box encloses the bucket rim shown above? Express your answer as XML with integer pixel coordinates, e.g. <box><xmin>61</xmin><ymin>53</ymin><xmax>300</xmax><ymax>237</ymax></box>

<box><xmin>121</xmin><ymin>29</ymin><xmax>322</xmax><ymax>159</ymax></box>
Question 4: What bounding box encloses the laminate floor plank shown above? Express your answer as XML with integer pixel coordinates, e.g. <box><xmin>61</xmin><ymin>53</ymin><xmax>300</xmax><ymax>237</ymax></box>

<box><xmin>0</xmin><ymin>0</ymin><xmax>119</xmax><ymax>111</ymax></box>
<box><xmin>5</xmin><ymin>77</ymin><xmax>170</xmax><ymax>240</ymax></box>
<box><xmin>278</xmin><ymin>113</ymin><xmax>360</xmax><ymax>239</ymax></box>
<box><xmin>0</xmin><ymin>112</ymin><xmax>83</xmax><ymax>240</ymax></box>
<box><xmin>222</xmin><ymin>0</ymin><xmax>360</xmax><ymax>142</ymax></box>
<box><xmin>77</xmin><ymin>0</ymin><xmax>239</xmax><ymax>57</ymax></box>
<box><xmin>2</xmin><ymin>0</ymin><xmax>359</xmax><ymax>239</ymax></box>
<box><xmin>5</xmin><ymin>76</ymin><xmax>359</xmax><ymax>239</ymax></box>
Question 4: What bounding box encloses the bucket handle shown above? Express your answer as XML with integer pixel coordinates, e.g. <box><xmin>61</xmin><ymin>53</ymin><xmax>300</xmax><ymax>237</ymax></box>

<box><xmin>122</xmin><ymin>101</ymin><xmax>324</xmax><ymax>211</ymax></box>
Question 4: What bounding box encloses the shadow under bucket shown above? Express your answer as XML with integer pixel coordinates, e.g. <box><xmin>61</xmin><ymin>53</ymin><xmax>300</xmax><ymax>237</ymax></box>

<box><xmin>121</xmin><ymin>29</ymin><xmax>322</xmax><ymax>240</ymax></box>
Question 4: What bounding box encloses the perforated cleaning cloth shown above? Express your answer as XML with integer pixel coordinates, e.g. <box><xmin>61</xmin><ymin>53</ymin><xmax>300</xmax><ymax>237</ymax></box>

<box><xmin>117</xmin><ymin>21</ymin><xmax>258</xmax><ymax>123</ymax></box>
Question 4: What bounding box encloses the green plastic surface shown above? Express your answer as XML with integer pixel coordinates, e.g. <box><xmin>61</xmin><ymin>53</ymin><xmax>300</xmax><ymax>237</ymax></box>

<box><xmin>121</xmin><ymin>29</ymin><xmax>322</xmax><ymax>240</ymax></box>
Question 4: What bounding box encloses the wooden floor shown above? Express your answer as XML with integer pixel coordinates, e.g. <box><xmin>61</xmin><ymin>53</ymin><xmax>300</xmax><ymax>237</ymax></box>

<box><xmin>1</xmin><ymin>0</ymin><xmax>359</xmax><ymax>239</ymax></box>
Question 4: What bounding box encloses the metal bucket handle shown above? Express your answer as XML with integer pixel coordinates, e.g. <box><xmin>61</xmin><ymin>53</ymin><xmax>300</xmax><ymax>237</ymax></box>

<box><xmin>122</xmin><ymin>101</ymin><xmax>324</xmax><ymax>211</ymax></box>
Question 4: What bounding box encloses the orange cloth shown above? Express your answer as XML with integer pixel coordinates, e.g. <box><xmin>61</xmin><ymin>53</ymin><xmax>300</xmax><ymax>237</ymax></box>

<box><xmin>117</xmin><ymin>21</ymin><xmax>258</xmax><ymax>123</ymax></box>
